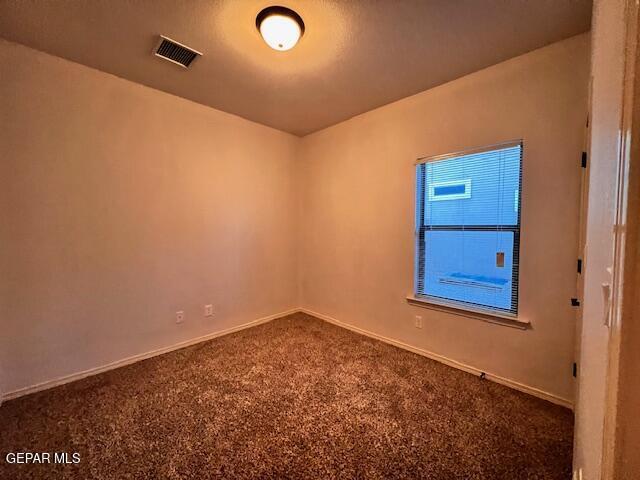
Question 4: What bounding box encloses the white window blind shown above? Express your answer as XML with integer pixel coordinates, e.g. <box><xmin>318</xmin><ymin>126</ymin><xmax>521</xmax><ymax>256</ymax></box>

<box><xmin>415</xmin><ymin>141</ymin><xmax>523</xmax><ymax>315</ymax></box>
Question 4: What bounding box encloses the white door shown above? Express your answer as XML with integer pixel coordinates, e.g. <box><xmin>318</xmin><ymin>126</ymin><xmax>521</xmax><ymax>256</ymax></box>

<box><xmin>573</xmin><ymin>0</ymin><xmax>633</xmax><ymax>479</ymax></box>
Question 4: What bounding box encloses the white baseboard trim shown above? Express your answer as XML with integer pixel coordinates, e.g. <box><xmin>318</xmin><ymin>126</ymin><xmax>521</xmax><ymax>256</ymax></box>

<box><xmin>2</xmin><ymin>308</ymin><xmax>299</xmax><ymax>402</ymax></box>
<box><xmin>299</xmin><ymin>308</ymin><xmax>574</xmax><ymax>410</ymax></box>
<box><xmin>3</xmin><ymin>307</ymin><xmax>573</xmax><ymax>410</ymax></box>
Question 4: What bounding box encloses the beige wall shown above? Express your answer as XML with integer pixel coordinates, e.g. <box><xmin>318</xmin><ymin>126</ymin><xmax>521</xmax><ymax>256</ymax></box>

<box><xmin>298</xmin><ymin>34</ymin><xmax>590</xmax><ymax>403</ymax></box>
<box><xmin>1</xmin><ymin>35</ymin><xmax>590</xmax><ymax>405</ymax></box>
<box><xmin>0</xmin><ymin>39</ymin><xmax>299</xmax><ymax>395</ymax></box>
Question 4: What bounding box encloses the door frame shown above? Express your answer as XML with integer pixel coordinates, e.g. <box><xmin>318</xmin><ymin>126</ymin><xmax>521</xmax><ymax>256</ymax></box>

<box><xmin>600</xmin><ymin>0</ymin><xmax>640</xmax><ymax>477</ymax></box>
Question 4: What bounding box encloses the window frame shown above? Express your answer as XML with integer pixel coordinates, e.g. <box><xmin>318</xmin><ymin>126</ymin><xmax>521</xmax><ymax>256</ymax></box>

<box><xmin>413</xmin><ymin>140</ymin><xmax>523</xmax><ymax>318</ymax></box>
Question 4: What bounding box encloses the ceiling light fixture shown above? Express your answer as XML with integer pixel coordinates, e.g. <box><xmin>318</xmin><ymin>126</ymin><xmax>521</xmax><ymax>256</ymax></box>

<box><xmin>256</xmin><ymin>6</ymin><xmax>305</xmax><ymax>51</ymax></box>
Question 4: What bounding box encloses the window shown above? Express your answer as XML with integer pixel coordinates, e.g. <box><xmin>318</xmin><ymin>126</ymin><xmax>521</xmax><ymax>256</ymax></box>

<box><xmin>415</xmin><ymin>142</ymin><xmax>522</xmax><ymax>316</ymax></box>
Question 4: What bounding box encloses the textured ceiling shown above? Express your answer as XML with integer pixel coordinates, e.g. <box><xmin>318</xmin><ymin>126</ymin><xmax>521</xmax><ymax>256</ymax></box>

<box><xmin>0</xmin><ymin>0</ymin><xmax>592</xmax><ymax>136</ymax></box>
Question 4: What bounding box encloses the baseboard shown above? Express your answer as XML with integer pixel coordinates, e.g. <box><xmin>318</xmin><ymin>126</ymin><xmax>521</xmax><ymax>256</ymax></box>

<box><xmin>3</xmin><ymin>307</ymin><xmax>573</xmax><ymax>410</ymax></box>
<box><xmin>299</xmin><ymin>308</ymin><xmax>574</xmax><ymax>410</ymax></box>
<box><xmin>2</xmin><ymin>308</ymin><xmax>299</xmax><ymax>402</ymax></box>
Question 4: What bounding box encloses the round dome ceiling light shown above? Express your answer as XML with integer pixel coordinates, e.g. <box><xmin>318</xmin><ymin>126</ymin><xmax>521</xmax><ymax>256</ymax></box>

<box><xmin>256</xmin><ymin>6</ymin><xmax>305</xmax><ymax>51</ymax></box>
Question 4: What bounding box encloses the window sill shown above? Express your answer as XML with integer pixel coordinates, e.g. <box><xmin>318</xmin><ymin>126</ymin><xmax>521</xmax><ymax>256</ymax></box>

<box><xmin>406</xmin><ymin>295</ymin><xmax>530</xmax><ymax>330</ymax></box>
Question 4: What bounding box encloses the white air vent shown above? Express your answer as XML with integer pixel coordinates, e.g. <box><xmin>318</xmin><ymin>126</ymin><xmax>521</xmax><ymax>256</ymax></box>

<box><xmin>154</xmin><ymin>35</ymin><xmax>202</xmax><ymax>68</ymax></box>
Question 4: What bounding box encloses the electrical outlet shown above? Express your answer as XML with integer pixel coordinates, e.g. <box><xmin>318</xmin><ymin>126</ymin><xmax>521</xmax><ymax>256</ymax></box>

<box><xmin>176</xmin><ymin>311</ymin><xmax>185</xmax><ymax>324</ymax></box>
<box><xmin>204</xmin><ymin>304</ymin><xmax>214</xmax><ymax>317</ymax></box>
<box><xmin>414</xmin><ymin>315</ymin><xmax>423</xmax><ymax>329</ymax></box>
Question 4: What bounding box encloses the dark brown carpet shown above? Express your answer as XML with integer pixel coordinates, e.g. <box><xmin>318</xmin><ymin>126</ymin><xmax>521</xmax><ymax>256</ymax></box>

<box><xmin>0</xmin><ymin>313</ymin><xmax>573</xmax><ymax>479</ymax></box>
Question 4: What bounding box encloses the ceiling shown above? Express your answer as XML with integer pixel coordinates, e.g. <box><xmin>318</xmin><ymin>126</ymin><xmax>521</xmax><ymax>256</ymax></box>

<box><xmin>0</xmin><ymin>0</ymin><xmax>592</xmax><ymax>136</ymax></box>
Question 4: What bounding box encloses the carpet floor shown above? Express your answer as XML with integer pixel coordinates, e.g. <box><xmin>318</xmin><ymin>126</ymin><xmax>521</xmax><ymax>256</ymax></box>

<box><xmin>0</xmin><ymin>313</ymin><xmax>573</xmax><ymax>479</ymax></box>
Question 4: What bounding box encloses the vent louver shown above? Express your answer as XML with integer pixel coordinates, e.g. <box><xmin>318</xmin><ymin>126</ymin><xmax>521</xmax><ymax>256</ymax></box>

<box><xmin>154</xmin><ymin>35</ymin><xmax>202</xmax><ymax>68</ymax></box>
